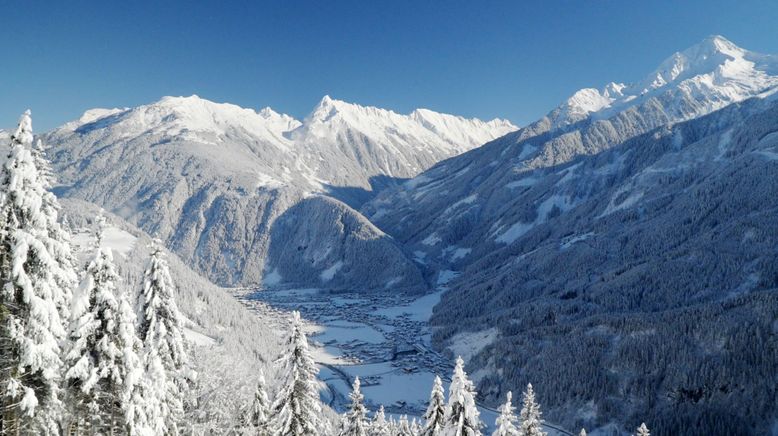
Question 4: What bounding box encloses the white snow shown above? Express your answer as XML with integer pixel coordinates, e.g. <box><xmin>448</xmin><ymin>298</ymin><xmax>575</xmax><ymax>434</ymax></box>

<box><xmin>262</xmin><ymin>267</ymin><xmax>283</xmax><ymax>286</ymax></box>
<box><xmin>755</xmin><ymin>150</ymin><xmax>778</xmax><ymax>160</ymax></box>
<box><xmin>421</xmin><ymin>233</ymin><xmax>442</xmax><ymax>246</ymax></box>
<box><xmin>384</xmin><ymin>276</ymin><xmax>402</xmax><ymax>288</ymax></box>
<box><xmin>518</xmin><ymin>144</ymin><xmax>538</xmax><ymax>160</ymax></box>
<box><xmin>549</xmin><ymin>35</ymin><xmax>778</xmax><ymax>129</ymax></box>
<box><xmin>374</xmin><ymin>290</ymin><xmax>443</xmax><ymax>321</ymax></box>
<box><xmin>102</xmin><ymin>226</ymin><xmax>137</xmax><ymax>257</ymax></box>
<box><xmin>537</xmin><ymin>194</ymin><xmax>575</xmax><ymax>221</ymax></box>
<box><xmin>443</xmin><ymin>194</ymin><xmax>478</xmax><ymax>215</ymax></box>
<box><xmin>758</xmin><ymin>131</ymin><xmax>778</xmax><ymax>147</ymax></box>
<box><xmin>755</xmin><ymin>131</ymin><xmax>778</xmax><ymax>160</ymax></box>
<box><xmin>715</xmin><ymin>129</ymin><xmax>734</xmax><ymax>161</ymax></box>
<box><xmin>497</xmin><ymin>195</ymin><xmax>577</xmax><ymax>244</ymax></box>
<box><xmin>183</xmin><ymin>327</ymin><xmax>217</xmax><ymax>346</ymax></box>
<box><xmin>436</xmin><ymin>270</ymin><xmax>460</xmax><ymax>286</ymax></box>
<box><xmin>320</xmin><ymin>261</ymin><xmax>344</xmax><ymax>282</ymax></box>
<box><xmin>310</xmin><ymin>320</ymin><xmax>385</xmax><ymax>344</ymax></box>
<box><xmin>360</xmin><ymin>371</ymin><xmax>437</xmax><ymax>408</ymax></box>
<box><xmin>560</xmin><ymin>232</ymin><xmax>594</xmax><ymax>249</ymax></box>
<box><xmin>505</xmin><ymin>177</ymin><xmax>537</xmax><ymax>189</ymax></box>
<box><xmin>404</xmin><ymin>175</ymin><xmax>431</xmax><ymax>190</ymax></box>
<box><xmin>496</xmin><ymin>221</ymin><xmax>533</xmax><ymax>244</ymax></box>
<box><xmin>297</xmin><ymin>96</ymin><xmax>516</xmax><ymax>161</ymax></box>
<box><xmin>448</xmin><ymin>328</ymin><xmax>499</xmax><ymax>362</ymax></box>
<box><xmin>451</xmin><ymin>247</ymin><xmax>472</xmax><ymax>260</ymax></box>
<box><xmin>255</xmin><ymin>172</ymin><xmax>284</xmax><ymax>189</ymax></box>
<box><xmin>72</xmin><ymin>225</ymin><xmax>137</xmax><ymax>258</ymax></box>
<box><xmin>601</xmin><ymin>187</ymin><xmax>645</xmax><ymax>216</ymax></box>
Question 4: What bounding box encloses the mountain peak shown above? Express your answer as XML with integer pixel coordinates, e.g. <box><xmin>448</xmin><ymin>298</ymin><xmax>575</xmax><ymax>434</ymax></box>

<box><xmin>641</xmin><ymin>35</ymin><xmax>748</xmax><ymax>91</ymax></box>
<box><xmin>320</xmin><ymin>94</ymin><xmax>334</xmax><ymax>105</ymax></box>
<box><xmin>309</xmin><ymin>95</ymin><xmax>356</xmax><ymax>122</ymax></box>
<box><xmin>697</xmin><ymin>35</ymin><xmax>743</xmax><ymax>56</ymax></box>
<box><xmin>547</xmin><ymin>36</ymin><xmax>778</xmax><ymax>130</ymax></box>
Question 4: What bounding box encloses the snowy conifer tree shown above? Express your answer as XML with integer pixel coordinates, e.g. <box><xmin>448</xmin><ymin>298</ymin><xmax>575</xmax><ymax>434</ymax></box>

<box><xmin>635</xmin><ymin>423</ymin><xmax>650</xmax><ymax>436</ymax></box>
<box><xmin>396</xmin><ymin>416</ymin><xmax>413</xmax><ymax>436</ymax></box>
<box><xmin>410</xmin><ymin>418</ymin><xmax>422</xmax><ymax>436</ymax></box>
<box><xmin>492</xmin><ymin>392</ymin><xmax>517</xmax><ymax>436</ymax></box>
<box><xmin>340</xmin><ymin>377</ymin><xmax>368</xmax><ymax>436</ymax></box>
<box><xmin>370</xmin><ymin>406</ymin><xmax>390</xmax><ymax>436</ymax></box>
<box><xmin>137</xmin><ymin>242</ymin><xmax>194</xmax><ymax>435</ymax></box>
<box><xmin>0</xmin><ymin>111</ymin><xmax>76</xmax><ymax>434</ymax></box>
<box><xmin>420</xmin><ymin>376</ymin><xmax>446</xmax><ymax>436</ymax></box>
<box><xmin>578</xmin><ymin>429</ymin><xmax>586</xmax><ymax>436</ymax></box>
<box><xmin>30</xmin><ymin>135</ymin><xmax>76</xmax><ymax>290</ymax></box>
<box><xmin>386</xmin><ymin>417</ymin><xmax>398</xmax><ymax>436</ymax></box>
<box><xmin>518</xmin><ymin>384</ymin><xmax>545</xmax><ymax>436</ymax></box>
<box><xmin>247</xmin><ymin>371</ymin><xmax>271</xmax><ymax>433</ymax></box>
<box><xmin>63</xmin><ymin>217</ymin><xmax>149</xmax><ymax>435</ymax></box>
<box><xmin>442</xmin><ymin>357</ymin><xmax>481</xmax><ymax>436</ymax></box>
<box><xmin>269</xmin><ymin>311</ymin><xmax>328</xmax><ymax>436</ymax></box>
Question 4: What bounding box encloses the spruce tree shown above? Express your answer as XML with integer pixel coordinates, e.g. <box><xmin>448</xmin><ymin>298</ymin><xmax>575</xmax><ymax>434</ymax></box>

<box><xmin>492</xmin><ymin>392</ymin><xmax>517</xmax><ymax>436</ymax></box>
<box><xmin>137</xmin><ymin>242</ymin><xmax>193</xmax><ymax>435</ymax></box>
<box><xmin>0</xmin><ymin>111</ymin><xmax>76</xmax><ymax>434</ymax></box>
<box><xmin>386</xmin><ymin>417</ymin><xmax>398</xmax><ymax>436</ymax></box>
<box><xmin>340</xmin><ymin>377</ymin><xmax>368</xmax><ymax>436</ymax></box>
<box><xmin>248</xmin><ymin>371</ymin><xmax>271</xmax><ymax>433</ymax></box>
<box><xmin>63</xmin><ymin>217</ymin><xmax>148</xmax><ymax>435</ymax></box>
<box><xmin>635</xmin><ymin>423</ymin><xmax>650</xmax><ymax>436</ymax></box>
<box><xmin>420</xmin><ymin>376</ymin><xmax>445</xmax><ymax>436</ymax></box>
<box><xmin>410</xmin><ymin>418</ymin><xmax>422</xmax><ymax>436</ymax></box>
<box><xmin>370</xmin><ymin>406</ymin><xmax>390</xmax><ymax>436</ymax></box>
<box><xmin>518</xmin><ymin>384</ymin><xmax>545</xmax><ymax>436</ymax></box>
<box><xmin>578</xmin><ymin>429</ymin><xmax>586</xmax><ymax>436</ymax></box>
<box><xmin>396</xmin><ymin>416</ymin><xmax>413</xmax><ymax>436</ymax></box>
<box><xmin>270</xmin><ymin>310</ymin><xmax>328</xmax><ymax>436</ymax></box>
<box><xmin>442</xmin><ymin>357</ymin><xmax>481</xmax><ymax>436</ymax></box>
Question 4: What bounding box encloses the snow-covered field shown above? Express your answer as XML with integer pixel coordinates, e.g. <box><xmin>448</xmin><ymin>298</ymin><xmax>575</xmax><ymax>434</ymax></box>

<box><xmin>244</xmin><ymin>288</ymin><xmax>570</xmax><ymax>434</ymax></box>
<box><xmin>247</xmin><ymin>288</ymin><xmax>449</xmax><ymax>413</ymax></box>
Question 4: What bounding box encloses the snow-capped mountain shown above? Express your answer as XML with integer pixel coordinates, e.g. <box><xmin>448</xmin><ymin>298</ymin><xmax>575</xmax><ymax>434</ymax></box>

<box><xmin>34</xmin><ymin>34</ymin><xmax>778</xmax><ymax>433</ymax></box>
<box><xmin>362</xmin><ymin>36</ymin><xmax>778</xmax><ymax>433</ymax></box>
<box><xmin>43</xmin><ymin>95</ymin><xmax>514</xmax><ymax>287</ymax></box>
<box><xmin>366</xmin><ymin>36</ymin><xmax>778</xmax><ymax>257</ymax></box>
<box><xmin>547</xmin><ymin>35</ymin><xmax>778</xmax><ymax>130</ymax></box>
<box><xmin>292</xmin><ymin>96</ymin><xmax>516</xmax><ymax>191</ymax></box>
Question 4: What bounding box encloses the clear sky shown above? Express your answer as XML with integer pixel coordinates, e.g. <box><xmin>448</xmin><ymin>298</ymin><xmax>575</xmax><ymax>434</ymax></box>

<box><xmin>3</xmin><ymin>0</ymin><xmax>778</xmax><ymax>131</ymax></box>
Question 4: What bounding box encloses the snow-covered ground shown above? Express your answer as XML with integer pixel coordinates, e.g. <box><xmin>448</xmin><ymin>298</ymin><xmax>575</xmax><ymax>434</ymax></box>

<box><xmin>246</xmin><ymin>288</ymin><xmax>450</xmax><ymax>413</ymax></box>
<box><xmin>245</xmin><ymin>287</ymin><xmax>570</xmax><ymax>434</ymax></box>
<box><xmin>72</xmin><ymin>225</ymin><xmax>137</xmax><ymax>259</ymax></box>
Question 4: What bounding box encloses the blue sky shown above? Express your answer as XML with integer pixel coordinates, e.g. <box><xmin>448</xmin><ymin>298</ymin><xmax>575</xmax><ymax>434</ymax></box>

<box><xmin>3</xmin><ymin>0</ymin><xmax>778</xmax><ymax>131</ymax></box>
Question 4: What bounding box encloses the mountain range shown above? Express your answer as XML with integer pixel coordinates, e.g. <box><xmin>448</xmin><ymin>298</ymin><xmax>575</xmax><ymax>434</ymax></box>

<box><xmin>42</xmin><ymin>95</ymin><xmax>515</xmax><ymax>287</ymax></box>
<box><xmin>363</xmin><ymin>35</ymin><xmax>778</xmax><ymax>433</ymax></box>
<box><xmin>32</xmin><ymin>35</ymin><xmax>778</xmax><ymax>434</ymax></box>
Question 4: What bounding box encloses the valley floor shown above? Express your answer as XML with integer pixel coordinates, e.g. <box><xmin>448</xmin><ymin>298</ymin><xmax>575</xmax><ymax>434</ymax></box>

<box><xmin>234</xmin><ymin>287</ymin><xmax>572</xmax><ymax>435</ymax></box>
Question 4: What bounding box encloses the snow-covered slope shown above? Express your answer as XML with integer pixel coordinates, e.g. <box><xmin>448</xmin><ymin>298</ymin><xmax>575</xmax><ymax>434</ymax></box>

<box><xmin>366</xmin><ymin>36</ymin><xmax>778</xmax><ymax>272</ymax></box>
<box><xmin>362</xmin><ymin>37</ymin><xmax>778</xmax><ymax>434</ymax></box>
<box><xmin>60</xmin><ymin>199</ymin><xmax>286</xmax><ymax>430</ymax></box>
<box><xmin>42</xmin><ymin>95</ymin><xmax>513</xmax><ymax>288</ymax></box>
<box><xmin>292</xmin><ymin>96</ymin><xmax>516</xmax><ymax>192</ymax></box>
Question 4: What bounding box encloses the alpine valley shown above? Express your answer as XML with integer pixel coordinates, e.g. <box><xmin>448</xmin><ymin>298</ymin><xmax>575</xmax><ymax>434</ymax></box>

<box><xmin>3</xmin><ymin>35</ymin><xmax>778</xmax><ymax>435</ymax></box>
